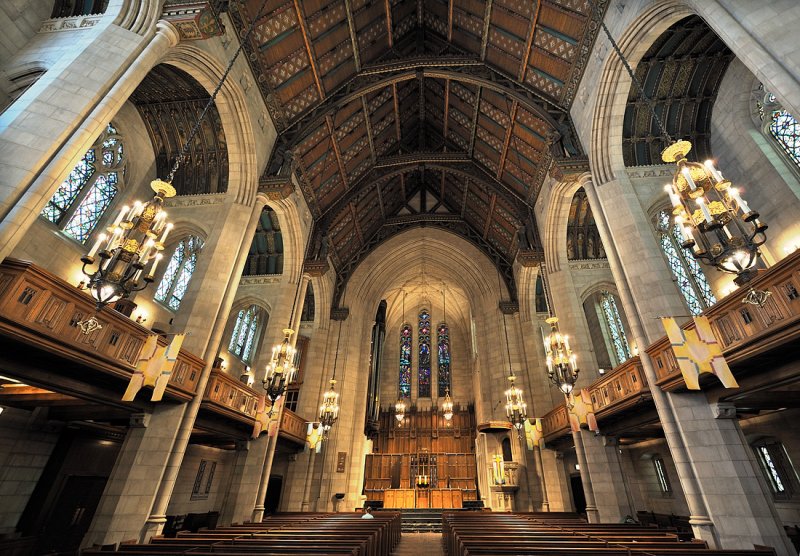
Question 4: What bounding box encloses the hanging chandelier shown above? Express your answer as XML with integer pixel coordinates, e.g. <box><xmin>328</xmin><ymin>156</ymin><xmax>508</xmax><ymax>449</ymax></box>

<box><xmin>395</xmin><ymin>398</ymin><xmax>406</xmax><ymax>423</ymax></box>
<box><xmin>441</xmin><ymin>387</ymin><xmax>454</xmax><ymax>421</ymax></box>
<box><xmin>319</xmin><ymin>318</ymin><xmax>343</xmax><ymax>436</ymax></box>
<box><xmin>80</xmin><ymin>180</ymin><xmax>174</xmax><ymax>311</ymax></box>
<box><xmin>588</xmin><ymin>0</ymin><xmax>769</xmax><ymax>303</ymax></box>
<box><xmin>262</xmin><ymin>328</ymin><xmax>297</xmax><ymax>410</ymax></box>
<box><xmin>505</xmin><ymin>374</ymin><xmax>528</xmax><ymax>430</ymax></box>
<box><xmin>542</xmin><ymin>316</ymin><xmax>580</xmax><ymax>395</ymax></box>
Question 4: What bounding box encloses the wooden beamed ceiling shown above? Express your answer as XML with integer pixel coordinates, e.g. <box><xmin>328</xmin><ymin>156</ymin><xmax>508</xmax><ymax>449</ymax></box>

<box><xmin>230</xmin><ymin>0</ymin><xmax>605</xmax><ymax>299</ymax></box>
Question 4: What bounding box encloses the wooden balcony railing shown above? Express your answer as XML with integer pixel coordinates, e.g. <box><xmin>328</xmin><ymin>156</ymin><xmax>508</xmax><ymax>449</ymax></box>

<box><xmin>0</xmin><ymin>259</ymin><xmax>202</xmax><ymax>401</ymax></box>
<box><xmin>646</xmin><ymin>249</ymin><xmax>800</xmax><ymax>391</ymax></box>
<box><xmin>541</xmin><ymin>403</ymin><xmax>570</xmax><ymax>442</ymax></box>
<box><xmin>279</xmin><ymin>405</ymin><xmax>308</xmax><ymax>445</ymax></box>
<box><xmin>586</xmin><ymin>356</ymin><xmax>650</xmax><ymax>417</ymax></box>
<box><xmin>202</xmin><ymin>368</ymin><xmax>261</xmax><ymax>423</ymax></box>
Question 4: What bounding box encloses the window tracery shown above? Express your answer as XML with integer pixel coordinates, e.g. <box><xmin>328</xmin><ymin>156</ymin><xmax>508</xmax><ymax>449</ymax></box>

<box><xmin>41</xmin><ymin>123</ymin><xmax>125</xmax><ymax>243</ymax></box>
<box><xmin>599</xmin><ymin>291</ymin><xmax>630</xmax><ymax>364</ymax></box>
<box><xmin>418</xmin><ymin>309</ymin><xmax>432</xmax><ymax>398</ymax></box>
<box><xmin>229</xmin><ymin>305</ymin><xmax>260</xmax><ymax>363</ymax></box>
<box><xmin>656</xmin><ymin>210</ymin><xmax>716</xmax><ymax>315</ymax></box>
<box><xmin>752</xmin><ymin>438</ymin><xmax>799</xmax><ymax>500</ymax></box>
<box><xmin>399</xmin><ymin>324</ymin><xmax>412</xmax><ymax>399</ymax></box>
<box><xmin>756</xmin><ymin>85</ymin><xmax>800</xmax><ymax>170</ymax></box>
<box><xmin>155</xmin><ymin>235</ymin><xmax>204</xmax><ymax>311</ymax></box>
<box><xmin>437</xmin><ymin>322</ymin><xmax>451</xmax><ymax>397</ymax></box>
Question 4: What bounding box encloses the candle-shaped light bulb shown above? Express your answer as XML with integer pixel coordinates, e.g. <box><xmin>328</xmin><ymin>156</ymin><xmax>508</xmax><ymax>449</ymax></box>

<box><xmin>88</xmin><ymin>233</ymin><xmax>107</xmax><ymax>257</ymax></box>
<box><xmin>133</xmin><ymin>268</ymin><xmax>143</xmax><ymax>283</ymax></box>
<box><xmin>159</xmin><ymin>222</ymin><xmax>173</xmax><ymax>244</ymax></box>
<box><xmin>729</xmin><ymin>187</ymin><xmax>751</xmax><ymax>214</ymax></box>
<box><xmin>697</xmin><ymin>198</ymin><xmax>713</xmax><ymax>224</ymax></box>
<box><xmin>704</xmin><ymin>160</ymin><xmax>723</xmax><ymax>183</ymax></box>
<box><xmin>664</xmin><ymin>184</ymin><xmax>681</xmax><ymax>208</ymax></box>
<box><xmin>112</xmin><ymin>206</ymin><xmax>130</xmax><ymax>227</ymax></box>
<box><xmin>148</xmin><ymin>253</ymin><xmax>163</xmax><ymax>276</ymax></box>
<box><xmin>129</xmin><ymin>201</ymin><xmax>143</xmax><ymax>220</ymax></box>
<box><xmin>682</xmin><ymin>167</ymin><xmax>697</xmax><ymax>191</ymax></box>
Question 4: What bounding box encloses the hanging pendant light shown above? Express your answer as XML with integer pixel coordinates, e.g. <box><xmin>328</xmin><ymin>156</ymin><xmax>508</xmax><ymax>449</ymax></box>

<box><xmin>497</xmin><ymin>265</ymin><xmax>527</xmax><ymax>431</ymax></box>
<box><xmin>263</xmin><ymin>328</ymin><xmax>298</xmax><ymax>410</ymax></box>
<box><xmin>588</xmin><ymin>0</ymin><xmax>769</xmax><ymax>304</ymax></box>
<box><xmin>319</xmin><ymin>319</ymin><xmax>343</xmax><ymax>437</ymax></box>
<box><xmin>441</xmin><ymin>387</ymin><xmax>454</xmax><ymax>421</ymax></box>
<box><xmin>395</xmin><ymin>290</ymin><xmax>408</xmax><ymax>424</ymax></box>
<box><xmin>542</xmin><ymin>316</ymin><xmax>580</xmax><ymax>395</ymax></box>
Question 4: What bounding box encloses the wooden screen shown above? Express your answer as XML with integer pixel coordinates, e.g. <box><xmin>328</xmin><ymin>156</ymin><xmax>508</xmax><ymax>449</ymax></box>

<box><xmin>363</xmin><ymin>405</ymin><xmax>479</xmax><ymax>507</ymax></box>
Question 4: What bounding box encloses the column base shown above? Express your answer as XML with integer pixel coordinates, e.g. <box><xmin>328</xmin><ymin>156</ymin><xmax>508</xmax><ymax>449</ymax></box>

<box><xmin>689</xmin><ymin>516</ymin><xmax>719</xmax><ymax>549</ymax></box>
<box><xmin>252</xmin><ymin>505</ymin><xmax>265</xmax><ymax>524</ymax></box>
<box><xmin>140</xmin><ymin>515</ymin><xmax>167</xmax><ymax>544</ymax></box>
<box><xmin>585</xmin><ymin>505</ymin><xmax>600</xmax><ymax>523</ymax></box>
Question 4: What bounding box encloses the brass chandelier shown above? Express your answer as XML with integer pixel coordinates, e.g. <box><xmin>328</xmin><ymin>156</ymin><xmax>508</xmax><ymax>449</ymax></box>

<box><xmin>542</xmin><ymin>316</ymin><xmax>580</xmax><ymax>396</ymax></box>
<box><xmin>262</xmin><ymin>328</ymin><xmax>298</xmax><ymax>410</ymax></box>
<box><xmin>319</xmin><ymin>320</ymin><xmax>342</xmax><ymax>437</ymax></box>
<box><xmin>589</xmin><ymin>0</ymin><xmax>769</xmax><ymax>304</ymax></box>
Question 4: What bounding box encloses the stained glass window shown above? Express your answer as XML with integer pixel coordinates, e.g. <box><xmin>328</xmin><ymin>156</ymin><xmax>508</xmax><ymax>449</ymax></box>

<box><xmin>599</xmin><ymin>291</ymin><xmax>630</xmax><ymax>364</ymax></box>
<box><xmin>41</xmin><ymin>123</ymin><xmax>124</xmax><ymax>242</ymax></box>
<box><xmin>753</xmin><ymin>439</ymin><xmax>799</xmax><ymax>500</ymax></box>
<box><xmin>653</xmin><ymin>456</ymin><xmax>672</xmax><ymax>494</ymax></box>
<box><xmin>769</xmin><ymin>110</ymin><xmax>800</xmax><ymax>169</ymax></box>
<box><xmin>399</xmin><ymin>324</ymin><xmax>412</xmax><ymax>398</ymax></box>
<box><xmin>656</xmin><ymin>210</ymin><xmax>716</xmax><ymax>316</ymax></box>
<box><xmin>155</xmin><ymin>235</ymin><xmax>204</xmax><ymax>311</ymax></box>
<box><xmin>437</xmin><ymin>323</ymin><xmax>451</xmax><ymax>397</ymax></box>
<box><xmin>229</xmin><ymin>305</ymin><xmax>260</xmax><ymax>362</ymax></box>
<box><xmin>418</xmin><ymin>309</ymin><xmax>432</xmax><ymax>398</ymax></box>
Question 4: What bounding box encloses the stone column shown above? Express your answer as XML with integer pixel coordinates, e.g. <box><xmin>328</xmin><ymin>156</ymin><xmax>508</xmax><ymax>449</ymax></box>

<box><xmin>218</xmin><ymin>436</ymin><xmax>271</xmax><ymax>526</ymax></box>
<box><xmin>572</xmin><ymin>430</ymin><xmax>599</xmax><ymax>523</ymax></box>
<box><xmin>83</xmin><ymin>408</ymin><xmax>185</xmax><ymax>547</ymax></box>
<box><xmin>580</xmin><ymin>432</ymin><xmax>634</xmax><ymax>522</ymax></box>
<box><xmin>141</xmin><ymin>198</ymin><xmax>264</xmax><ymax>541</ymax></box>
<box><xmin>535</xmin><ymin>444</ymin><xmax>550</xmax><ymax>511</ymax></box>
<box><xmin>0</xmin><ymin>21</ymin><xmax>180</xmax><ymax>261</ymax></box>
<box><xmin>301</xmin><ymin>448</ymin><xmax>318</xmax><ymax>511</ymax></box>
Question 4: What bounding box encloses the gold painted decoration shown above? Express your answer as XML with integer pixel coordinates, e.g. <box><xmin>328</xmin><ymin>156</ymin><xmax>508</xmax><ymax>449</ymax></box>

<box><xmin>568</xmin><ymin>389</ymin><xmax>599</xmax><ymax>433</ymax></box>
<box><xmin>492</xmin><ymin>454</ymin><xmax>506</xmax><ymax>485</ymax></box>
<box><xmin>524</xmin><ymin>418</ymin><xmax>544</xmax><ymax>450</ymax></box>
<box><xmin>252</xmin><ymin>394</ymin><xmax>272</xmax><ymax>439</ymax></box>
<box><xmin>660</xmin><ymin>316</ymin><xmax>738</xmax><ymax>390</ymax></box>
<box><xmin>122</xmin><ymin>333</ymin><xmax>185</xmax><ymax>402</ymax></box>
<box><xmin>305</xmin><ymin>422</ymin><xmax>323</xmax><ymax>453</ymax></box>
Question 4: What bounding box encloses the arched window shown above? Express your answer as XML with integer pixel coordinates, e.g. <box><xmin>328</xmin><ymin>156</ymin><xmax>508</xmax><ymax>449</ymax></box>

<box><xmin>300</xmin><ymin>283</ymin><xmax>315</xmax><ymax>322</ymax></box>
<box><xmin>655</xmin><ymin>210</ymin><xmax>716</xmax><ymax>315</ymax></box>
<box><xmin>567</xmin><ymin>187</ymin><xmax>605</xmax><ymax>260</ymax></box>
<box><xmin>155</xmin><ymin>235</ymin><xmax>204</xmax><ymax>310</ymax></box>
<box><xmin>41</xmin><ymin>123</ymin><xmax>124</xmax><ymax>243</ymax></box>
<box><xmin>229</xmin><ymin>305</ymin><xmax>261</xmax><ymax>363</ymax></box>
<box><xmin>399</xmin><ymin>324</ymin><xmax>412</xmax><ymax>399</ymax></box>
<box><xmin>599</xmin><ymin>291</ymin><xmax>630</xmax><ymax>364</ymax></box>
<box><xmin>244</xmin><ymin>206</ymin><xmax>283</xmax><ymax>275</ymax></box>
<box><xmin>756</xmin><ymin>85</ymin><xmax>800</xmax><ymax>171</ymax></box>
<box><xmin>653</xmin><ymin>456</ymin><xmax>672</xmax><ymax>495</ymax></box>
<box><xmin>437</xmin><ymin>322</ymin><xmax>451</xmax><ymax>396</ymax></box>
<box><xmin>418</xmin><ymin>309</ymin><xmax>432</xmax><ymax>398</ymax></box>
<box><xmin>752</xmin><ymin>438</ymin><xmax>799</xmax><ymax>500</ymax></box>
<box><xmin>534</xmin><ymin>274</ymin><xmax>548</xmax><ymax>313</ymax></box>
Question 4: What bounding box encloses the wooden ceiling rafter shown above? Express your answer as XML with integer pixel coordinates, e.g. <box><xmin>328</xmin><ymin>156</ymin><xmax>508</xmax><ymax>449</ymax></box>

<box><xmin>480</xmin><ymin>0</ymin><xmax>493</xmax><ymax>61</ymax></box>
<box><xmin>442</xmin><ymin>78</ymin><xmax>450</xmax><ymax>141</ymax></box>
<box><xmin>384</xmin><ymin>0</ymin><xmax>393</xmax><ymax>48</ymax></box>
<box><xmin>344</xmin><ymin>0</ymin><xmax>361</xmax><ymax>72</ymax></box>
<box><xmin>392</xmin><ymin>82</ymin><xmax>402</xmax><ymax>141</ymax></box>
<box><xmin>497</xmin><ymin>100</ymin><xmax>519</xmax><ymax>179</ymax></box>
<box><xmin>518</xmin><ymin>1</ymin><xmax>542</xmax><ymax>81</ymax></box>
<box><xmin>292</xmin><ymin>0</ymin><xmax>324</xmax><ymax>98</ymax></box>
<box><xmin>447</xmin><ymin>0</ymin><xmax>454</xmax><ymax>42</ymax></box>
<box><xmin>468</xmin><ymin>86</ymin><xmax>482</xmax><ymax>157</ymax></box>
<box><xmin>361</xmin><ymin>96</ymin><xmax>378</xmax><ymax>163</ymax></box>
<box><xmin>483</xmin><ymin>193</ymin><xmax>496</xmax><ymax>239</ymax></box>
<box><xmin>349</xmin><ymin>202</ymin><xmax>364</xmax><ymax>243</ymax></box>
<box><xmin>325</xmin><ymin>115</ymin><xmax>349</xmax><ymax>189</ymax></box>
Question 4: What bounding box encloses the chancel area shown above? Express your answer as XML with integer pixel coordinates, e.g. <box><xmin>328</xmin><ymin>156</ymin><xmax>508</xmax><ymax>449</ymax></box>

<box><xmin>2</xmin><ymin>0</ymin><xmax>800</xmax><ymax>555</ymax></box>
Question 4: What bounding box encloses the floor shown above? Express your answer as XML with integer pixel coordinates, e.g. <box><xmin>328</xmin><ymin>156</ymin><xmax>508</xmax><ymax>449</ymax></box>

<box><xmin>392</xmin><ymin>532</ymin><xmax>444</xmax><ymax>556</ymax></box>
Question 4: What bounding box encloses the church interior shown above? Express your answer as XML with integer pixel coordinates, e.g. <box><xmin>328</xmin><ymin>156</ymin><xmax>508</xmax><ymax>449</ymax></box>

<box><xmin>2</xmin><ymin>0</ymin><xmax>800</xmax><ymax>554</ymax></box>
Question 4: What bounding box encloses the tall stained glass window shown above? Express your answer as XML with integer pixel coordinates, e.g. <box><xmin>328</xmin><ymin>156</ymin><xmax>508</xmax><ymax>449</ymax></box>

<box><xmin>229</xmin><ymin>305</ymin><xmax>260</xmax><ymax>363</ymax></box>
<box><xmin>437</xmin><ymin>323</ymin><xmax>451</xmax><ymax>397</ymax></box>
<box><xmin>656</xmin><ymin>210</ymin><xmax>716</xmax><ymax>316</ymax></box>
<box><xmin>155</xmin><ymin>235</ymin><xmax>204</xmax><ymax>311</ymax></box>
<box><xmin>599</xmin><ymin>291</ymin><xmax>630</xmax><ymax>364</ymax></box>
<box><xmin>41</xmin><ymin>123</ymin><xmax>125</xmax><ymax>243</ymax></box>
<box><xmin>399</xmin><ymin>324</ymin><xmax>412</xmax><ymax>398</ymax></box>
<box><xmin>418</xmin><ymin>309</ymin><xmax>432</xmax><ymax>398</ymax></box>
<box><xmin>757</xmin><ymin>85</ymin><xmax>800</xmax><ymax>170</ymax></box>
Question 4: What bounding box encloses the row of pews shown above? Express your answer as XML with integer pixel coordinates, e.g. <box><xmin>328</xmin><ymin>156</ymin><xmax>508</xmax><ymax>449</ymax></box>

<box><xmin>442</xmin><ymin>512</ymin><xmax>777</xmax><ymax>556</ymax></box>
<box><xmin>83</xmin><ymin>512</ymin><xmax>401</xmax><ymax>556</ymax></box>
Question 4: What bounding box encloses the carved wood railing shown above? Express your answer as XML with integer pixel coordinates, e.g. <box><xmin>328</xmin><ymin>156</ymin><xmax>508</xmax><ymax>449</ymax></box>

<box><xmin>202</xmin><ymin>368</ymin><xmax>261</xmax><ymax>423</ymax></box>
<box><xmin>541</xmin><ymin>403</ymin><xmax>569</xmax><ymax>442</ymax></box>
<box><xmin>646</xmin><ymin>249</ymin><xmax>800</xmax><ymax>391</ymax></box>
<box><xmin>279</xmin><ymin>406</ymin><xmax>308</xmax><ymax>445</ymax></box>
<box><xmin>586</xmin><ymin>356</ymin><xmax>650</xmax><ymax>416</ymax></box>
<box><xmin>0</xmin><ymin>259</ymin><xmax>202</xmax><ymax>401</ymax></box>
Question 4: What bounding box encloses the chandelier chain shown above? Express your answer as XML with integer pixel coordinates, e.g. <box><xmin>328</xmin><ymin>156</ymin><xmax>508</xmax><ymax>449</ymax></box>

<box><xmin>332</xmin><ymin>318</ymin><xmax>343</xmax><ymax>381</ymax></box>
<box><xmin>167</xmin><ymin>0</ymin><xmax>271</xmax><ymax>183</ymax></box>
<box><xmin>587</xmin><ymin>0</ymin><xmax>673</xmax><ymax>145</ymax></box>
<box><xmin>497</xmin><ymin>264</ymin><xmax>513</xmax><ymax>379</ymax></box>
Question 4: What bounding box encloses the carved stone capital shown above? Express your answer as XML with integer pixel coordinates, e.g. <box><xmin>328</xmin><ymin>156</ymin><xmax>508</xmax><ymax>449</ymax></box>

<box><xmin>517</xmin><ymin>249</ymin><xmax>544</xmax><ymax>267</ymax></box>
<box><xmin>331</xmin><ymin>307</ymin><xmax>349</xmax><ymax>321</ymax></box>
<box><xmin>713</xmin><ymin>402</ymin><xmax>737</xmax><ymax>419</ymax></box>
<box><xmin>499</xmin><ymin>301</ymin><xmax>519</xmax><ymax>314</ymax></box>
<box><xmin>258</xmin><ymin>176</ymin><xmax>295</xmax><ymax>200</ymax></box>
<box><xmin>304</xmin><ymin>260</ymin><xmax>330</xmax><ymax>277</ymax></box>
<box><xmin>161</xmin><ymin>2</ymin><xmax>225</xmax><ymax>41</ymax></box>
<box><xmin>550</xmin><ymin>156</ymin><xmax>590</xmax><ymax>182</ymax></box>
<box><xmin>130</xmin><ymin>413</ymin><xmax>151</xmax><ymax>428</ymax></box>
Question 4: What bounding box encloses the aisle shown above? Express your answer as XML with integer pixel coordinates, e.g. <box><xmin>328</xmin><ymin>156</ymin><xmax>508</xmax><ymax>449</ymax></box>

<box><xmin>392</xmin><ymin>532</ymin><xmax>443</xmax><ymax>556</ymax></box>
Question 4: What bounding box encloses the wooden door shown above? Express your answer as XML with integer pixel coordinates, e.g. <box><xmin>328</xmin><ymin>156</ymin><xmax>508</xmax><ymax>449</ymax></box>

<box><xmin>39</xmin><ymin>475</ymin><xmax>106</xmax><ymax>552</ymax></box>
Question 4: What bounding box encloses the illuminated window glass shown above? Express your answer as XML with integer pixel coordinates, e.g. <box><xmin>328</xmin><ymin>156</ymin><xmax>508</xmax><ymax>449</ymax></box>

<box><xmin>399</xmin><ymin>324</ymin><xmax>412</xmax><ymax>398</ymax></box>
<box><xmin>656</xmin><ymin>210</ymin><xmax>716</xmax><ymax>315</ymax></box>
<box><xmin>41</xmin><ymin>124</ymin><xmax>124</xmax><ymax>243</ymax></box>
<box><xmin>155</xmin><ymin>235</ymin><xmax>204</xmax><ymax>311</ymax></box>
<box><xmin>653</xmin><ymin>456</ymin><xmax>672</xmax><ymax>494</ymax></box>
<box><xmin>418</xmin><ymin>309</ymin><xmax>432</xmax><ymax>398</ymax></box>
<box><xmin>753</xmin><ymin>439</ymin><xmax>798</xmax><ymax>500</ymax></box>
<box><xmin>229</xmin><ymin>305</ymin><xmax>260</xmax><ymax>363</ymax></box>
<box><xmin>757</xmin><ymin>84</ymin><xmax>800</xmax><ymax>170</ymax></box>
<box><xmin>437</xmin><ymin>323</ymin><xmax>451</xmax><ymax>397</ymax></box>
<box><xmin>600</xmin><ymin>291</ymin><xmax>630</xmax><ymax>364</ymax></box>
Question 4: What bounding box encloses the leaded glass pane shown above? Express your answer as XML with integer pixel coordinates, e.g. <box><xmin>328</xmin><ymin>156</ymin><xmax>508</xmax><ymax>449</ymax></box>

<box><xmin>168</xmin><ymin>252</ymin><xmax>197</xmax><ymax>310</ymax></box>
<box><xmin>62</xmin><ymin>172</ymin><xmax>118</xmax><ymax>243</ymax></box>
<box><xmin>654</xmin><ymin>457</ymin><xmax>671</xmax><ymax>493</ymax></box>
<box><xmin>600</xmin><ymin>291</ymin><xmax>630</xmax><ymax>363</ymax></box>
<box><xmin>418</xmin><ymin>309</ymin><xmax>432</xmax><ymax>398</ymax></box>
<box><xmin>437</xmin><ymin>323</ymin><xmax>451</xmax><ymax>397</ymax></box>
<box><xmin>229</xmin><ymin>311</ymin><xmax>245</xmax><ymax>353</ymax></box>
<box><xmin>657</xmin><ymin>211</ymin><xmax>708</xmax><ymax>316</ymax></box>
<box><xmin>399</xmin><ymin>324</ymin><xmax>412</xmax><ymax>398</ymax></box>
<box><xmin>41</xmin><ymin>149</ymin><xmax>96</xmax><ymax>224</ymax></box>
<box><xmin>759</xmin><ymin>446</ymin><xmax>786</xmax><ymax>493</ymax></box>
<box><xmin>769</xmin><ymin>110</ymin><xmax>800</xmax><ymax>169</ymax></box>
<box><xmin>242</xmin><ymin>312</ymin><xmax>258</xmax><ymax>362</ymax></box>
<box><xmin>155</xmin><ymin>242</ymin><xmax>185</xmax><ymax>301</ymax></box>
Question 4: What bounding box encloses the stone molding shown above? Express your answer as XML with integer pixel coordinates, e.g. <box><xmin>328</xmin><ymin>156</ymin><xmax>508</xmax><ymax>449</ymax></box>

<box><xmin>330</xmin><ymin>307</ymin><xmax>349</xmax><ymax>321</ymax></box>
<box><xmin>164</xmin><ymin>193</ymin><xmax>227</xmax><ymax>207</ymax></box>
<box><xmin>499</xmin><ymin>301</ymin><xmax>520</xmax><ymax>314</ymax></box>
<box><xmin>625</xmin><ymin>165</ymin><xmax>674</xmax><ymax>179</ymax></box>
<box><xmin>39</xmin><ymin>15</ymin><xmax>103</xmax><ymax>32</ymax></box>
<box><xmin>568</xmin><ymin>260</ymin><xmax>611</xmax><ymax>271</ymax></box>
<box><xmin>239</xmin><ymin>275</ymin><xmax>282</xmax><ymax>286</ymax></box>
<box><xmin>130</xmin><ymin>413</ymin><xmax>151</xmax><ymax>428</ymax></box>
<box><xmin>713</xmin><ymin>402</ymin><xmax>737</xmax><ymax>419</ymax></box>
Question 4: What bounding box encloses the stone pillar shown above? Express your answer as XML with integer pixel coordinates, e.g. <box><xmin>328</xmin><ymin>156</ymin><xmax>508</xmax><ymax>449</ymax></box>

<box><xmin>0</xmin><ymin>21</ymin><xmax>180</xmax><ymax>261</ymax></box>
<box><xmin>535</xmin><ymin>444</ymin><xmax>550</xmax><ymax>511</ymax></box>
<box><xmin>218</xmin><ymin>436</ymin><xmax>270</xmax><ymax>526</ymax></box>
<box><xmin>301</xmin><ymin>448</ymin><xmax>318</xmax><ymax>511</ymax></box>
<box><xmin>83</xmin><ymin>408</ymin><xmax>185</xmax><ymax>547</ymax></box>
<box><xmin>541</xmin><ymin>449</ymin><xmax>572</xmax><ymax>512</ymax></box>
<box><xmin>572</xmin><ymin>430</ymin><xmax>599</xmax><ymax>523</ymax></box>
<box><xmin>251</xmin><ymin>432</ymin><xmax>279</xmax><ymax>522</ymax></box>
<box><xmin>580</xmin><ymin>432</ymin><xmax>634</xmax><ymax>522</ymax></box>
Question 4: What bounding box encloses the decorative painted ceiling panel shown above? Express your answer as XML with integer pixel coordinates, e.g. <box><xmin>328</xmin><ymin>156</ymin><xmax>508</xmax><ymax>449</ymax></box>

<box><xmin>230</xmin><ymin>0</ymin><xmax>607</xmax><ymax>303</ymax></box>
